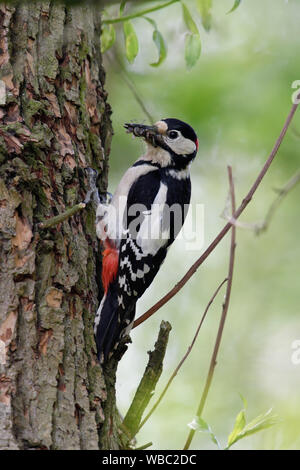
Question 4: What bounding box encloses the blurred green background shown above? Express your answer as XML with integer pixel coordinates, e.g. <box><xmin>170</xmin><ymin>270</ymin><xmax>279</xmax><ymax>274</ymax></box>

<box><xmin>103</xmin><ymin>0</ymin><xmax>300</xmax><ymax>450</ymax></box>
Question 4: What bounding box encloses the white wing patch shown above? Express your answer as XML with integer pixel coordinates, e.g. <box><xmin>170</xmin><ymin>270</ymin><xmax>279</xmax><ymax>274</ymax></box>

<box><xmin>118</xmin><ymin>295</ymin><xmax>125</xmax><ymax>308</ymax></box>
<box><xmin>96</xmin><ymin>164</ymin><xmax>157</xmax><ymax>247</ymax></box>
<box><xmin>136</xmin><ymin>182</ymin><xmax>169</xmax><ymax>256</ymax></box>
<box><xmin>115</xmin><ymin>180</ymin><xmax>171</xmax><ymax>322</ymax></box>
<box><xmin>166</xmin><ymin>166</ymin><xmax>190</xmax><ymax>180</ymax></box>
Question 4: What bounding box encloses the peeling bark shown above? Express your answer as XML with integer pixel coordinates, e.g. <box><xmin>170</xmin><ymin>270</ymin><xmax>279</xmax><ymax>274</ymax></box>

<box><xmin>0</xmin><ymin>2</ymin><xmax>119</xmax><ymax>450</ymax></box>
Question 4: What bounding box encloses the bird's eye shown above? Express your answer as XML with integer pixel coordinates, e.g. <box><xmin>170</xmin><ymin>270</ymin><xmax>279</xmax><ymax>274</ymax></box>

<box><xmin>168</xmin><ymin>130</ymin><xmax>179</xmax><ymax>139</ymax></box>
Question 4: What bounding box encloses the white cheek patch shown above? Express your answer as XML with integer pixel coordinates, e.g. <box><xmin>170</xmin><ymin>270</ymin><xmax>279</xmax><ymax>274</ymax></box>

<box><xmin>165</xmin><ymin>135</ymin><xmax>196</xmax><ymax>155</ymax></box>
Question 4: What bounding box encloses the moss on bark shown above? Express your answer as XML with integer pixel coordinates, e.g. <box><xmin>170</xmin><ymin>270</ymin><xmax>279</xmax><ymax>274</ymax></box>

<box><xmin>0</xmin><ymin>2</ymin><xmax>122</xmax><ymax>450</ymax></box>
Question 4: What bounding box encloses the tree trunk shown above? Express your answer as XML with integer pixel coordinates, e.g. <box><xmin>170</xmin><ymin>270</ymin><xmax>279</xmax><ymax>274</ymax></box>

<box><xmin>0</xmin><ymin>2</ymin><xmax>122</xmax><ymax>450</ymax></box>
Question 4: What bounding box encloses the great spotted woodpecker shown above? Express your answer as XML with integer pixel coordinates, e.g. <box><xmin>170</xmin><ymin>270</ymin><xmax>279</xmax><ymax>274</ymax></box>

<box><xmin>95</xmin><ymin>118</ymin><xmax>198</xmax><ymax>362</ymax></box>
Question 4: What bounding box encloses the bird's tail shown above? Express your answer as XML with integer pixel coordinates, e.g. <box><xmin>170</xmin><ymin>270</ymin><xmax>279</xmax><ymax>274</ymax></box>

<box><xmin>94</xmin><ymin>238</ymin><xmax>120</xmax><ymax>362</ymax></box>
<box><xmin>94</xmin><ymin>280</ymin><xmax>118</xmax><ymax>362</ymax></box>
<box><xmin>94</xmin><ymin>282</ymin><xmax>136</xmax><ymax>362</ymax></box>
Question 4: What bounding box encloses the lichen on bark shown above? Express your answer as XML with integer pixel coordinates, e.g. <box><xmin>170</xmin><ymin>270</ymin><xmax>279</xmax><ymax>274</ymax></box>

<box><xmin>0</xmin><ymin>2</ymin><xmax>119</xmax><ymax>450</ymax></box>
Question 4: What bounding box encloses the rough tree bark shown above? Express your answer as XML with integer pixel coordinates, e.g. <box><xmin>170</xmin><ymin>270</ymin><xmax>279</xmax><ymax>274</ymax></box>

<box><xmin>0</xmin><ymin>2</ymin><xmax>126</xmax><ymax>450</ymax></box>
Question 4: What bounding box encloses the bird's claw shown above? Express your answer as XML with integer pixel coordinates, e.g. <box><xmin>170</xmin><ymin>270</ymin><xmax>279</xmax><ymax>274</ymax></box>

<box><xmin>99</xmin><ymin>191</ymin><xmax>113</xmax><ymax>205</ymax></box>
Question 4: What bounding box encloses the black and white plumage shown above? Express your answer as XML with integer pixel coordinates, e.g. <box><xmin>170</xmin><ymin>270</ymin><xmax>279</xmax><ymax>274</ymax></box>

<box><xmin>95</xmin><ymin>118</ymin><xmax>198</xmax><ymax>362</ymax></box>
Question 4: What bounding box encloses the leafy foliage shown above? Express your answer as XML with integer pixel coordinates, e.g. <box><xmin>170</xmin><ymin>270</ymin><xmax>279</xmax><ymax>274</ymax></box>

<box><xmin>145</xmin><ymin>17</ymin><xmax>168</xmax><ymax>67</ymax></box>
<box><xmin>101</xmin><ymin>0</ymin><xmax>242</xmax><ymax>68</ymax></box>
<box><xmin>189</xmin><ymin>396</ymin><xmax>278</xmax><ymax>450</ymax></box>
<box><xmin>226</xmin><ymin>400</ymin><xmax>279</xmax><ymax>450</ymax></box>
<box><xmin>196</xmin><ymin>0</ymin><xmax>213</xmax><ymax>31</ymax></box>
<box><xmin>123</xmin><ymin>20</ymin><xmax>139</xmax><ymax>63</ymax></box>
<box><xmin>182</xmin><ymin>2</ymin><xmax>201</xmax><ymax>69</ymax></box>
<box><xmin>188</xmin><ymin>416</ymin><xmax>221</xmax><ymax>449</ymax></box>
<box><xmin>101</xmin><ymin>24</ymin><xmax>116</xmax><ymax>53</ymax></box>
<box><xmin>184</xmin><ymin>32</ymin><xmax>201</xmax><ymax>69</ymax></box>
<box><xmin>227</xmin><ymin>0</ymin><xmax>242</xmax><ymax>14</ymax></box>
<box><xmin>182</xmin><ymin>2</ymin><xmax>199</xmax><ymax>34</ymax></box>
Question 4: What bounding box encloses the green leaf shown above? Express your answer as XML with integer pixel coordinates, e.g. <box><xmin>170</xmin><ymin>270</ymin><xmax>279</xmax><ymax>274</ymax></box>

<box><xmin>144</xmin><ymin>17</ymin><xmax>167</xmax><ymax>67</ymax></box>
<box><xmin>100</xmin><ymin>24</ymin><xmax>116</xmax><ymax>53</ymax></box>
<box><xmin>227</xmin><ymin>409</ymin><xmax>246</xmax><ymax>448</ymax></box>
<box><xmin>188</xmin><ymin>416</ymin><xmax>208</xmax><ymax>432</ymax></box>
<box><xmin>151</xmin><ymin>29</ymin><xmax>167</xmax><ymax>67</ymax></box>
<box><xmin>241</xmin><ymin>409</ymin><xmax>279</xmax><ymax>437</ymax></box>
<box><xmin>196</xmin><ymin>0</ymin><xmax>212</xmax><ymax>32</ymax></box>
<box><xmin>182</xmin><ymin>2</ymin><xmax>201</xmax><ymax>68</ymax></box>
<box><xmin>188</xmin><ymin>417</ymin><xmax>221</xmax><ymax>449</ymax></box>
<box><xmin>120</xmin><ymin>0</ymin><xmax>128</xmax><ymax>16</ymax></box>
<box><xmin>226</xmin><ymin>407</ymin><xmax>279</xmax><ymax>449</ymax></box>
<box><xmin>123</xmin><ymin>20</ymin><xmax>139</xmax><ymax>63</ymax></box>
<box><xmin>239</xmin><ymin>393</ymin><xmax>248</xmax><ymax>410</ymax></box>
<box><xmin>144</xmin><ymin>16</ymin><xmax>157</xmax><ymax>29</ymax></box>
<box><xmin>185</xmin><ymin>33</ymin><xmax>201</xmax><ymax>69</ymax></box>
<box><xmin>181</xmin><ymin>2</ymin><xmax>199</xmax><ymax>34</ymax></box>
<box><xmin>227</xmin><ymin>0</ymin><xmax>242</xmax><ymax>14</ymax></box>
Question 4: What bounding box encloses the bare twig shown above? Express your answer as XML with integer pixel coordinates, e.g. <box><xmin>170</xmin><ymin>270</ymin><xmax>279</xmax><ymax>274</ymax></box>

<box><xmin>134</xmin><ymin>441</ymin><xmax>153</xmax><ymax>450</ymax></box>
<box><xmin>255</xmin><ymin>169</ymin><xmax>300</xmax><ymax>234</ymax></box>
<box><xmin>133</xmin><ymin>96</ymin><xmax>300</xmax><ymax>329</ymax></box>
<box><xmin>110</xmin><ymin>50</ymin><xmax>154</xmax><ymax>124</ymax></box>
<box><xmin>221</xmin><ymin>169</ymin><xmax>300</xmax><ymax>235</ymax></box>
<box><xmin>38</xmin><ymin>202</ymin><xmax>86</xmax><ymax>230</ymax></box>
<box><xmin>183</xmin><ymin>166</ymin><xmax>236</xmax><ymax>450</ymax></box>
<box><xmin>38</xmin><ymin>168</ymin><xmax>100</xmax><ymax>230</ymax></box>
<box><xmin>221</xmin><ymin>215</ymin><xmax>258</xmax><ymax>231</ymax></box>
<box><xmin>118</xmin><ymin>69</ymin><xmax>154</xmax><ymax>125</ymax></box>
<box><xmin>122</xmin><ymin>320</ymin><xmax>172</xmax><ymax>440</ymax></box>
<box><xmin>135</xmin><ymin>278</ymin><xmax>228</xmax><ymax>435</ymax></box>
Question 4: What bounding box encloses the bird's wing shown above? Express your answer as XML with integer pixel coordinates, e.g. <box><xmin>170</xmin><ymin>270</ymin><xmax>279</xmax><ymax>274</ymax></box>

<box><xmin>116</xmin><ymin>170</ymin><xmax>170</xmax><ymax>318</ymax></box>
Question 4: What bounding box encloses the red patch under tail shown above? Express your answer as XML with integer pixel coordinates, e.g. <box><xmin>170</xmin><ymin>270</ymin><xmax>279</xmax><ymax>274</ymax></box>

<box><xmin>101</xmin><ymin>239</ymin><xmax>119</xmax><ymax>293</ymax></box>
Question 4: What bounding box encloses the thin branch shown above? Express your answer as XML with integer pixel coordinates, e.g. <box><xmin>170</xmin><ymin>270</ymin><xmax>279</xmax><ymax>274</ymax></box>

<box><xmin>133</xmin><ymin>95</ymin><xmax>300</xmax><ymax>329</ymax></box>
<box><xmin>122</xmin><ymin>320</ymin><xmax>172</xmax><ymax>440</ymax></box>
<box><xmin>108</xmin><ymin>50</ymin><xmax>154</xmax><ymax>124</ymax></box>
<box><xmin>183</xmin><ymin>165</ymin><xmax>236</xmax><ymax>451</ymax></box>
<box><xmin>118</xmin><ymin>68</ymin><xmax>155</xmax><ymax>125</ymax></box>
<box><xmin>37</xmin><ymin>168</ymin><xmax>99</xmax><ymax>230</ymax></box>
<box><xmin>222</xmin><ymin>215</ymin><xmax>259</xmax><ymax>231</ymax></box>
<box><xmin>134</xmin><ymin>441</ymin><xmax>153</xmax><ymax>450</ymax></box>
<box><xmin>221</xmin><ymin>168</ymin><xmax>300</xmax><ymax>235</ymax></box>
<box><xmin>135</xmin><ymin>278</ymin><xmax>228</xmax><ymax>435</ymax></box>
<box><xmin>37</xmin><ymin>202</ymin><xmax>86</xmax><ymax>230</ymax></box>
<box><xmin>102</xmin><ymin>0</ymin><xmax>179</xmax><ymax>24</ymax></box>
<box><xmin>255</xmin><ymin>169</ymin><xmax>300</xmax><ymax>234</ymax></box>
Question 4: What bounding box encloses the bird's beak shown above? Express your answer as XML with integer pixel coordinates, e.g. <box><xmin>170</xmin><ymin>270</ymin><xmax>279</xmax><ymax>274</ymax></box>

<box><xmin>124</xmin><ymin>122</ymin><xmax>162</xmax><ymax>147</ymax></box>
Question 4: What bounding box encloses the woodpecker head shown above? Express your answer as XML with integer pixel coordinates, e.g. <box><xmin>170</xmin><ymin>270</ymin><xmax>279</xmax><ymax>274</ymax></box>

<box><xmin>124</xmin><ymin>118</ymin><xmax>198</xmax><ymax>167</ymax></box>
